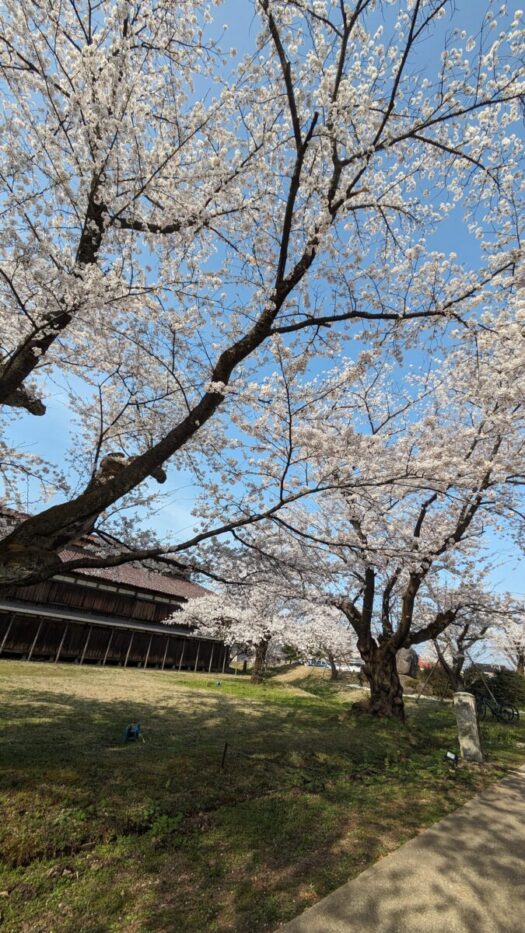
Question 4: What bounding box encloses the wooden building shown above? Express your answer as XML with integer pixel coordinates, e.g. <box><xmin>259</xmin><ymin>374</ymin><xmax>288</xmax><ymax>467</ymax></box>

<box><xmin>0</xmin><ymin>534</ymin><xmax>227</xmax><ymax>673</ymax></box>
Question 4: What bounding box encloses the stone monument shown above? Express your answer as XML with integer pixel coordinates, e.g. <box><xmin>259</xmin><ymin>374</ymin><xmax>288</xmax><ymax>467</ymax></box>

<box><xmin>396</xmin><ymin>647</ymin><xmax>419</xmax><ymax>679</ymax></box>
<box><xmin>453</xmin><ymin>692</ymin><xmax>483</xmax><ymax>763</ymax></box>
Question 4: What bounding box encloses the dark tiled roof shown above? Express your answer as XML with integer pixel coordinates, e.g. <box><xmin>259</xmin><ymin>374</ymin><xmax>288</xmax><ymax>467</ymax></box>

<box><xmin>1</xmin><ymin>507</ymin><xmax>209</xmax><ymax>602</ymax></box>
<box><xmin>59</xmin><ymin>548</ymin><xmax>209</xmax><ymax>601</ymax></box>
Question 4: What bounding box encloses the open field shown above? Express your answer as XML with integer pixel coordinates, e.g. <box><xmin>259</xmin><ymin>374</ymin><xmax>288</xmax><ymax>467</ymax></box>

<box><xmin>1</xmin><ymin>661</ymin><xmax>524</xmax><ymax>933</ymax></box>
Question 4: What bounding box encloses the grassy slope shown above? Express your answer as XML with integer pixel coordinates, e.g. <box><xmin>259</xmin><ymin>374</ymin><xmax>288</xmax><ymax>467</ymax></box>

<box><xmin>0</xmin><ymin>661</ymin><xmax>524</xmax><ymax>933</ymax></box>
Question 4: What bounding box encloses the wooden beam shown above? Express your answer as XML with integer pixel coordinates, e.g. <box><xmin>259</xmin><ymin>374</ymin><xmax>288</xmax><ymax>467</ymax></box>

<box><xmin>102</xmin><ymin>629</ymin><xmax>114</xmax><ymax>666</ymax></box>
<box><xmin>80</xmin><ymin>625</ymin><xmax>93</xmax><ymax>665</ymax></box>
<box><xmin>0</xmin><ymin>613</ymin><xmax>14</xmax><ymax>656</ymax></box>
<box><xmin>222</xmin><ymin>646</ymin><xmax>227</xmax><ymax>674</ymax></box>
<box><xmin>208</xmin><ymin>643</ymin><xmax>214</xmax><ymax>673</ymax></box>
<box><xmin>144</xmin><ymin>635</ymin><xmax>153</xmax><ymax>670</ymax></box>
<box><xmin>178</xmin><ymin>641</ymin><xmax>185</xmax><ymax>671</ymax></box>
<box><xmin>124</xmin><ymin>631</ymin><xmax>134</xmax><ymax>668</ymax></box>
<box><xmin>161</xmin><ymin>637</ymin><xmax>169</xmax><ymax>670</ymax></box>
<box><xmin>194</xmin><ymin>641</ymin><xmax>200</xmax><ymax>673</ymax></box>
<box><xmin>55</xmin><ymin>623</ymin><xmax>70</xmax><ymax>663</ymax></box>
<box><xmin>27</xmin><ymin>619</ymin><xmax>44</xmax><ymax>661</ymax></box>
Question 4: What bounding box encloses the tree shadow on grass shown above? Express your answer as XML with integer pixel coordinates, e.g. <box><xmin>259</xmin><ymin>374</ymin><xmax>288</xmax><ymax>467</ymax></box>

<box><xmin>280</xmin><ymin>769</ymin><xmax>525</xmax><ymax>933</ymax></box>
<box><xmin>0</xmin><ymin>680</ymin><xmax>403</xmax><ymax>925</ymax></box>
<box><xmin>1</xmin><ymin>676</ymin><xmax>522</xmax><ymax>932</ymax></box>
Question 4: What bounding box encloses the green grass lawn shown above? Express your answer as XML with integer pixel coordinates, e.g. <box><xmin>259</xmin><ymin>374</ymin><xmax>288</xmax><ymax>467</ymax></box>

<box><xmin>1</xmin><ymin>661</ymin><xmax>524</xmax><ymax>933</ymax></box>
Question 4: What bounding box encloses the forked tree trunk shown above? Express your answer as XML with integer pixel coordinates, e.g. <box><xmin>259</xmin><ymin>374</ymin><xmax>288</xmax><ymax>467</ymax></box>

<box><xmin>250</xmin><ymin>638</ymin><xmax>269</xmax><ymax>684</ymax></box>
<box><xmin>433</xmin><ymin>640</ymin><xmax>464</xmax><ymax>693</ymax></box>
<box><xmin>361</xmin><ymin>645</ymin><xmax>405</xmax><ymax>722</ymax></box>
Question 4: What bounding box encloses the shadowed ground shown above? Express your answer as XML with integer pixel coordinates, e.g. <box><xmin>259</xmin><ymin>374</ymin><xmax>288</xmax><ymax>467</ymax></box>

<box><xmin>1</xmin><ymin>661</ymin><xmax>524</xmax><ymax>932</ymax></box>
<box><xmin>281</xmin><ymin>766</ymin><xmax>525</xmax><ymax>933</ymax></box>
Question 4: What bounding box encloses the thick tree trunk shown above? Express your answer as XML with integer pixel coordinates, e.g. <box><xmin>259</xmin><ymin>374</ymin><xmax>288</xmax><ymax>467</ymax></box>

<box><xmin>250</xmin><ymin>638</ymin><xmax>269</xmax><ymax>684</ymax></box>
<box><xmin>328</xmin><ymin>653</ymin><xmax>339</xmax><ymax>681</ymax></box>
<box><xmin>361</xmin><ymin>645</ymin><xmax>405</xmax><ymax>722</ymax></box>
<box><xmin>517</xmin><ymin>651</ymin><xmax>524</xmax><ymax>675</ymax></box>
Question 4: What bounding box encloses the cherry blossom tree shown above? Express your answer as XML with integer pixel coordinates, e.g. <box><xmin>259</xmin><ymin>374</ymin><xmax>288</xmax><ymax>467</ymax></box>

<box><xmin>285</xmin><ymin>605</ymin><xmax>359</xmax><ymax>680</ymax></box>
<box><xmin>420</xmin><ymin>582</ymin><xmax>505</xmax><ymax>691</ymax></box>
<box><xmin>214</xmin><ymin>307</ymin><xmax>525</xmax><ymax>719</ymax></box>
<box><xmin>0</xmin><ymin>0</ymin><xmax>523</xmax><ymax>588</ymax></box>
<box><xmin>170</xmin><ymin>587</ymin><xmax>289</xmax><ymax>682</ymax></box>
<box><xmin>171</xmin><ymin>578</ymin><xmax>359</xmax><ymax>682</ymax></box>
<box><xmin>491</xmin><ymin>604</ymin><xmax>525</xmax><ymax>674</ymax></box>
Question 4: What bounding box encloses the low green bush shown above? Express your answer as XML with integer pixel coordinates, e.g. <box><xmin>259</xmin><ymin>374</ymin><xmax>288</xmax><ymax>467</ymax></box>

<box><xmin>464</xmin><ymin>666</ymin><xmax>486</xmax><ymax>696</ymax></box>
<box><xmin>416</xmin><ymin>665</ymin><xmax>454</xmax><ymax>699</ymax></box>
<box><xmin>491</xmin><ymin>670</ymin><xmax>525</xmax><ymax>707</ymax></box>
<box><xmin>465</xmin><ymin>668</ymin><xmax>525</xmax><ymax>708</ymax></box>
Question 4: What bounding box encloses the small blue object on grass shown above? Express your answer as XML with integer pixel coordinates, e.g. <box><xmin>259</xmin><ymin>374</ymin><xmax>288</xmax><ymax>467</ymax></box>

<box><xmin>124</xmin><ymin>722</ymin><xmax>143</xmax><ymax>742</ymax></box>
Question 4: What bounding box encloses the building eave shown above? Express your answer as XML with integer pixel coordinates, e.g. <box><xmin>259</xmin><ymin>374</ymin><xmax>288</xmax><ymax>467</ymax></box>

<box><xmin>0</xmin><ymin>597</ymin><xmax>222</xmax><ymax>642</ymax></box>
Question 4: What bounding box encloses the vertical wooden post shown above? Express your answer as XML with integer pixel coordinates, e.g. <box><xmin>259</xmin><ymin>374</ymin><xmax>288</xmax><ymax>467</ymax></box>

<box><xmin>221</xmin><ymin>647</ymin><xmax>227</xmax><ymax>674</ymax></box>
<box><xmin>27</xmin><ymin>619</ymin><xmax>43</xmax><ymax>661</ymax></box>
<box><xmin>194</xmin><ymin>641</ymin><xmax>201</xmax><ymax>672</ymax></box>
<box><xmin>124</xmin><ymin>631</ymin><xmax>134</xmax><ymax>668</ymax></box>
<box><xmin>144</xmin><ymin>635</ymin><xmax>153</xmax><ymax>670</ymax></box>
<box><xmin>178</xmin><ymin>641</ymin><xmax>185</xmax><ymax>671</ymax></box>
<box><xmin>102</xmin><ymin>630</ymin><xmax>114</xmax><ymax>666</ymax></box>
<box><xmin>208</xmin><ymin>644</ymin><xmax>215</xmax><ymax>673</ymax></box>
<box><xmin>161</xmin><ymin>637</ymin><xmax>170</xmax><ymax>670</ymax></box>
<box><xmin>55</xmin><ymin>623</ymin><xmax>69</xmax><ymax>663</ymax></box>
<box><xmin>0</xmin><ymin>614</ymin><xmax>14</xmax><ymax>656</ymax></box>
<box><xmin>80</xmin><ymin>626</ymin><xmax>93</xmax><ymax>664</ymax></box>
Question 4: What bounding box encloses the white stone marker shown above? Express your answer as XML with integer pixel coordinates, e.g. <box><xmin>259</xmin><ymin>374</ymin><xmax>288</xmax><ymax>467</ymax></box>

<box><xmin>453</xmin><ymin>691</ymin><xmax>483</xmax><ymax>763</ymax></box>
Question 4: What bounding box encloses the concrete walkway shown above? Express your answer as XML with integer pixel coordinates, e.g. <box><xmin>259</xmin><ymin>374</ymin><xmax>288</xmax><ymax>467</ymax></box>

<box><xmin>280</xmin><ymin>767</ymin><xmax>525</xmax><ymax>933</ymax></box>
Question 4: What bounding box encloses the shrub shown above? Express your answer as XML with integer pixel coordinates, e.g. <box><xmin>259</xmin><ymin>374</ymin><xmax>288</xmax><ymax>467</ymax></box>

<box><xmin>399</xmin><ymin>674</ymin><xmax>419</xmax><ymax>694</ymax></box>
<box><xmin>491</xmin><ymin>670</ymin><xmax>525</xmax><ymax>707</ymax></box>
<box><xmin>417</xmin><ymin>664</ymin><xmax>454</xmax><ymax>699</ymax></box>
<box><xmin>464</xmin><ymin>666</ymin><xmax>487</xmax><ymax>697</ymax></box>
<box><xmin>465</xmin><ymin>668</ymin><xmax>525</xmax><ymax>708</ymax></box>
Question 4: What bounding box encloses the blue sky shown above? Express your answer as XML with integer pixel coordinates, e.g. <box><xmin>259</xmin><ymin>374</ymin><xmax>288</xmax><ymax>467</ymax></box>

<box><xmin>4</xmin><ymin>0</ymin><xmax>524</xmax><ymax>597</ymax></box>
